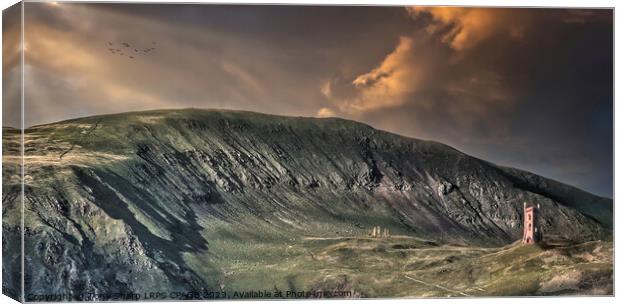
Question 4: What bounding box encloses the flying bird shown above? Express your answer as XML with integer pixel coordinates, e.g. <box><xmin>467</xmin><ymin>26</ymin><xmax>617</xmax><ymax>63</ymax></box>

<box><xmin>106</xmin><ymin>40</ymin><xmax>159</xmax><ymax>60</ymax></box>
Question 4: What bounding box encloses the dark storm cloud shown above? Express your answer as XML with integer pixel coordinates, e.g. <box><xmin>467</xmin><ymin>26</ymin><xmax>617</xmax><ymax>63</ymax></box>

<box><xmin>17</xmin><ymin>4</ymin><xmax>612</xmax><ymax>197</ymax></box>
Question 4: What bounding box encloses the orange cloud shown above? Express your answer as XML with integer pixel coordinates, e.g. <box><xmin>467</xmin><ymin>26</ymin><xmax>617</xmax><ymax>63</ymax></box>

<box><xmin>327</xmin><ymin>36</ymin><xmax>416</xmax><ymax>115</ymax></box>
<box><xmin>407</xmin><ymin>7</ymin><xmax>520</xmax><ymax>51</ymax></box>
<box><xmin>318</xmin><ymin>29</ymin><xmax>514</xmax><ymax>131</ymax></box>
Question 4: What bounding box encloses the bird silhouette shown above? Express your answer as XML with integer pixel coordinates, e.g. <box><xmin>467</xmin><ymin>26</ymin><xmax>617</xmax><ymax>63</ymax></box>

<box><xmin>107</xmin><ymin>40</ymin><xmax>159</xmax><ymax>60</ymax></box>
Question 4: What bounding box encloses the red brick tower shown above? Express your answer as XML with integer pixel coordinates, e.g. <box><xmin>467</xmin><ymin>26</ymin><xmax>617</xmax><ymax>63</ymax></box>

<box><xmin>522</xmin><ymin>202</ymin><xmax>537</xmax><ymax>244</ymax></box>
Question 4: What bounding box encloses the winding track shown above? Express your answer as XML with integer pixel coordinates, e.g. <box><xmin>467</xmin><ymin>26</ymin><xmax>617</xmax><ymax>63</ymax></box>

<box><xmin>404</xmin><ymin>274</ymin><xmax>471</xmax><ymax>297</ymax></box>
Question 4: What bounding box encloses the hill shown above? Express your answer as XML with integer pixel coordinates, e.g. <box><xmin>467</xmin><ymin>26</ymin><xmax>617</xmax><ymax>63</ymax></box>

<box><xmin>2</xmin><ymin>109</ymin><xmax>612</xmax><ymax>299</ymax></box>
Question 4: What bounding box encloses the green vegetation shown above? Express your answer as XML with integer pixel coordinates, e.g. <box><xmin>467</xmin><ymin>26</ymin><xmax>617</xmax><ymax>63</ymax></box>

<box><xmin>189</xmin><ymin>221</ymin><xmax>612</xmax><ymax>297</ymax></box>
<box><xmin>3</xmin><ymin>109</ymin><xmax>612</xmax><ymax>298</ymax></box>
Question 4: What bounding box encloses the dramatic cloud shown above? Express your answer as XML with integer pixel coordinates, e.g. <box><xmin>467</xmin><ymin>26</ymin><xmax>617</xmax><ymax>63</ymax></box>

<box><xmin>406</xmin><ymin>7</ymin><xmax>525</xmax><ymax>51</ymax></box>
<box><xmin>322</xmin><ymin>36</ymin><xmax>416</xmax><ymax>115</ymax></box>
<box><xmin>11</xmin><ymin>4</ymin><xmax>612</xmax><ymax>197</ymax></box>
<box><xmin>316</xmin><ymin>7</ymin><xmax>611</xmax><ymax>197</ymax></box>
<box><xmin>319</xmin><ymin>18</ymin><xmax>513</xmax><ymax>134</ymax></box>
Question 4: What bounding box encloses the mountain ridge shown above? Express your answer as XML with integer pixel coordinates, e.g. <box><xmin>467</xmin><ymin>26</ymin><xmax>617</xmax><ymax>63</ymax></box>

<box><xmin>2</xmin><ymin>108</ymin><xmax>612</xmax><ymax>298</ymax></box>
<box><xmin>8</xmin><ymin>108</ymin><xmax>612</xmax><ymax>200</ymax></box>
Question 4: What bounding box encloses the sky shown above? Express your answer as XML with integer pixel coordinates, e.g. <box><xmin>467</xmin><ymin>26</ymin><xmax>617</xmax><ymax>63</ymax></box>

<box><xmin>2</xmin><ymin>3</ymin><xmax>613</xmax><ymax>198</ymax></box>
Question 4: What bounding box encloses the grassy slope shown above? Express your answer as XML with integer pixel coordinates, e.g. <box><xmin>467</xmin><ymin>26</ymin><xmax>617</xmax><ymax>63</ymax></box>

<box><xmin>3</xmin><ymin>109</ymin><xmax>614</xmax><ymax>298</ymax></box>
<box><xmin>199</xmin><ymin>219</ymin><xmax>612</xmax><ymax>298</ymax></box>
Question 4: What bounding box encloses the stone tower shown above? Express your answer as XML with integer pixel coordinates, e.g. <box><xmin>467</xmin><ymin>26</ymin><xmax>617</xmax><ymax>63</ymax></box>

<box><xmin>522</xmin><ymin>202</ymin><xmax>540</xmax><ymax>244</ymax></box>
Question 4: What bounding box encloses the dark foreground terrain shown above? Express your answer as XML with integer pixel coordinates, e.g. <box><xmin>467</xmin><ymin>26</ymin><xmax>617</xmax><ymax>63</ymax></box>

<box><xmin>2</xmin><ymin>109</ymin><xmax>613</xmax><ymax>300</ymax></box>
